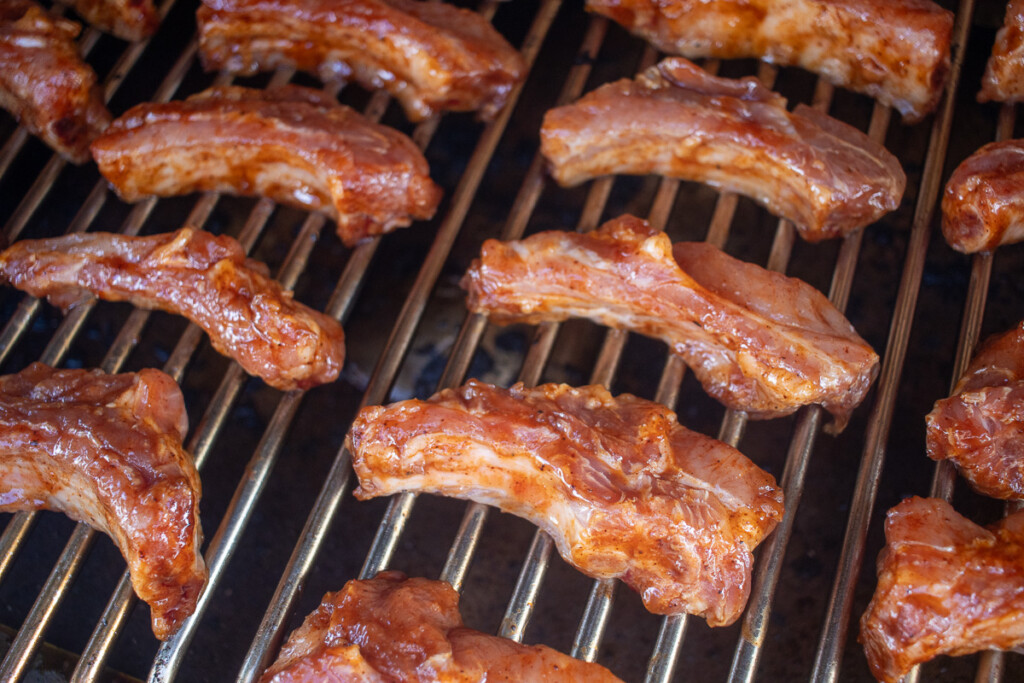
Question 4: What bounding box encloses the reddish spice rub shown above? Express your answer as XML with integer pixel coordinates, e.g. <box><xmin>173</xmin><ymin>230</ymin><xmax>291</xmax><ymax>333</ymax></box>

<box><xmin>197</xmin><ymin>0</ymin><xmax>525</xmax><ymax>122</ymax></box>
<box><xmin>585</xmin><ymin>0</ymin><xmax>952</xmax><ymax>122</ymax></box>
<box><xmin>461</xmin><ymin>215</ymin><xmax>879</xmax><ymax>432</ymax></box>
<box><xmin>941</xmin><ymin>139</ymin><xmax>1024</xmax><ymax>253</ymax></box>
<box><xmin>860</xmin><ymin>497</ymin><xmax>1024</xmax><ymax>683</ymax></box>
<box><xmin>55</xmin><ymin>0</ymin><xmax>159</xmax><ymax>41</ymax></box>
<box><xmin>0</xmin><ymin>227</ymin><xmax>345</xmax><ymax>391</ymax></box>
<box><xmin>926</xmin><ymin>321</ymin><xmax>1024</xmax><ymax>500</ymax></box>
<box><xmin>348</xmin><ymin>381</ymin><xmax>785</xmax><ymax>627</ymax></box>
<box><xmin>90</xmin><ymin>85</ymin><xmax>442</xmax><ymax>246</ymax></box>
<box><xmin>979</xmin><ymin>0</ymin><xmax>1024</xmax><ymax>103</ymax></box>
<box><xmin>260</xmin><ymin>571</ymin><xmax>624</xmax><ymax>682</ymax></box>
<box><xmin>0</xmin><ymin>363</ymin><xmax>206</xmax><ymax>640</ymax></box>
<box><xmin>541</xmin><ymin>58</ymin><xmax>906</xmax><ymax>242</ymax></box>
<box><xmin>0</xmin><ymin>0</ymin><xmax>111</xmax><ymax>163</ymax></box>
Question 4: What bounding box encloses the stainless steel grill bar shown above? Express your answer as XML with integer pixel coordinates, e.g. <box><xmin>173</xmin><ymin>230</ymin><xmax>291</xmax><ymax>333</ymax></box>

<box><xmin>0</xmin><ymin>178</ymin><xmax>283</xmax><ymax>681</ymax></box>
<box><xmin>337</xmin><ymin>0</ymin><xmax>561</xmax><ymax>587</ymax></box>
<box><xmin>1</xmin><ymin>0</ymin><xmax>181</xmax><ymax>243</ymax></box>
<box><xmin>810</xmin><ymin>1</ymin><xmax>976</xmax><ymax>679</ymax></box>
<box><xmin>187</xmin><ymin>3</ymin><xmax>561</xmax><ymax>678</ymax></box>
<box><xmin>726</xmin><ymin>96</ymin><xmax>893</xmax><ymax>683</ymax></box>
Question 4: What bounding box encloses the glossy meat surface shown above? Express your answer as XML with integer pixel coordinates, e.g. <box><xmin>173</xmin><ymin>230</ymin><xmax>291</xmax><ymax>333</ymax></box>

<box><xmin>927</xmin><ymin>321</ymin><xmax>1024</xmax><ymax>499</ymax></box>
<box><xmin>586</xmin><ymin>0</ymin><xmax>952</xmax><ymax>122</ymax></box>
<box><xmin>0</xmin><ymin>363</ymin><xmax>205</xmax><ymax>639</ymax></box>
<box><xmin>941</xmin><ymin>139</ymin><xmax>1024</xmax><ymax>253</ymax></box>
<box><xmin>0</xmin><ymin>227</ymin><xmax>346</xmax><ymax>391</ymax></box>
<box><xmin>349</xmin><ymin>381</ymin><xmax>785</xmax><ymax>627</ymax></box>
<box><xmin>462</xmin><ymin>215</ymin><xmax>879</xmax><ymax>430</ymax></box>
<box><xmin>197</xmin><ymin>0</ymin><xmax>525</xmax><ymax>122</ymax></box>
<box><xmin>979</xmin><ymin>0</ymin><xmax>1024</xmax><ymax>102</ymax></box>
<box><xmin>91</xmin><ymin>85</ymin><xmax>442</xmax><ymax>246</ymax></box>
<box><xmin>0</xmin><ymin>0</ymin><xmax>111</xmax><ymax>163</ymax></box>
<box><xmin>541</xmin><ymin>58</ymin><xmax>906</xmax><ymax>242</ymax></box>
<box><xmin>56</xmin><ymin>0</ymin><xmax>159</xmax><ymax>40</ymax></box>
<box><xmin>860</xmin><ymin>497</ymin><xmax>1024</xmax><ymax>682</ymax></box>
<box><xmin>260</xmin><ymin>571</ymin><xmax>623</xmax><ymax>682</ymax></box>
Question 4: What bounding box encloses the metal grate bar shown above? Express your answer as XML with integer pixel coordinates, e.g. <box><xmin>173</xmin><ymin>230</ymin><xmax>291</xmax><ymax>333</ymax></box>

<box><xmin>810</xmin><ymin>1</ymin><xmax>977</xmax><ymax>679</ymax></box>
<box><xmin>345</xmin><ymin>0</ymin><xmax>561</xmax><ymax>584</ymax></box>
<box><xmin>1</xmin><ymin>0</ymin><xmax>183</xmax><ymax>243</ymax></box>
<box><xmin>0</xmin><ymin>112</ymin><xmax>304</xmax><ymax>680</ymax></box>
<box><xmin>726</xmin><ymin>97</ymin><xmax>892</xmax><ymax>683</ymax></box>
<box><xmin>221</xmin><ymin>2</ymin><xmax>561</xmax><ymax>678</ymax></box>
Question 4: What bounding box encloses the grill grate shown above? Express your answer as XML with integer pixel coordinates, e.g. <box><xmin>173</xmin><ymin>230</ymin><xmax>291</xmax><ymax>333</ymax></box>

<box><xmin>0</xmin><ymin>0</ymin><xmax>1020</xmax><ymax>681</ymax></box>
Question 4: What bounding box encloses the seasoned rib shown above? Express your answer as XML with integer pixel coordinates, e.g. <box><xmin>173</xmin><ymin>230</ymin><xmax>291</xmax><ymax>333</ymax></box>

<box><xmin>0</xmin><ymin>227</ymin><xmax>346</xmax><ymax>391</ymax></box>
<box><xmin>349</xmin><ymin>381</ymin><xmax>785</xmax><ymax>627</ymax></box>
<box><xmin>90</xmin><ymin>85</ymin><xmax>442</xmax><ymax>246</ymax></box>
<box><xmin>197</xmin><ymin>0</ymin><xmax>525</xmax><ymax>122</ymax></box>
<box><xmin>860</xmin><ymin>497</ymin><xmax>1024</xmax><ymax>683</ymax></box>
<box><xmin>941</xmin><ymin>139</ymin><xmax>1024</xmax><ymax>253</ymax></box>
<box><xmin>461</xmin><ymin>215</ymin><xmax>879</xmax><ymax>431</ymax></box>
<box><xmin>0</xmin><ymin>363</ymin><xmax>205</xmax><ymax>640</ymax></box>
<box><xmin>0</xmin><ymin>0</ymin><xmax>111</xmax><ymax>163</ymax></box>
<box><xmin>260</xmin><ymin>571</ymin><xmax>624</xmax><ymax>682</ymax></box>
<box><xmin>979</xmin><ymin>0</ymin><xmax>1024</xmax><ymax>102</ymax></box>
<box><xmin>541</xmin><ymin>58</ymin><xmax>906</xmax><ymax>242</ymax></box>
<box><xmin>55</xmin><ymin>0</ymin><xmax>159</xmax><ymax>41</ymax></box>
<box><xmin>585</xmin><ymin>0</ymin><xmax>953</xmax><ymax>122</ymax></box>
<box><xmin>926</xmin><ymin>321</ymin><xmax>1024</xmax><ymax>500</ymax></box>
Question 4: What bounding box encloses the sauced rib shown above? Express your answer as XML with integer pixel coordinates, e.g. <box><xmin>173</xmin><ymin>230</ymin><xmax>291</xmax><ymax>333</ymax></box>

<box><xmin>927</xmin><ymin>321</ymin><xmax>1024</xmax><ymax>500</ymax></box>
<box><xmin>585</xmin><ymin>0</ymin><xmax>952</xmax><ymax>122</ymax></box>
<box><xmin>56</xmin><ymin>0</ymin><xmax>159</xmax><ymax>41</ymax></box>
<box><xmin>0</xmin><ymin>363</ymin><xmax>206</xmax><ymax>640</ymax></box>
<box><xmin>260</xmin><ymin>571</ymin><xmax>624</xmax><ymax>682</ymax></box>
<box><xmin>90</xmin><ymin>85</ymin><xmax>442</xmax><ymax>246</ymax></box>
<box><xmin>941</xmin><ymin>140</ymin><xmax>1024</xmax><ymax>253</ymax></box>
<box><xmin>461</xmin><ymin>215</ymin><xmax>879</xmax><ymax>431</ymax></box>
<box><xmin>197</xmin><ymin>0</ymin><xmax>525</xmax><ymax>122</ymax></box>
<box><xmin>860</xmin><ymin>497</ymin><xmax>1024</xmax><ymax>683</ymax></box>
<box><xmin>541</xmin><ymin>58</ymin><xmax>906</xmax><ymax>242</ymax></box>
<box><xmin>0</xmin><ymin>0</ymin><xmax>111</xmax><ymax>163</ymax></box>
<box><xmin>979</xmin><ymin>0</ymin><xmax>1024</xmax><ymax>102</ymax></box>
<box><xmin>0</xmin><ymin>227</ymin><xmax>346</xmax><ymax>391</ymax></box>
<box><xmin>349</xmin><ymin>381</ymin><xmax>785</xmax><ymax>627</ymax></box>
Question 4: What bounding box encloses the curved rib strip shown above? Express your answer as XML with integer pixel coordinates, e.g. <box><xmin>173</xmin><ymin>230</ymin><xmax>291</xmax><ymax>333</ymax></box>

<box><xmin>0</xmin><ymin>363</ymin><xmax>206</xmax><ymax>640</ymax></box>
<box><xmin>349</xmin><ymin>380</ymin><xmax>784</xmax><ymax>627</ymax></box>
<box><xmin>0</xmin><ymin>227</ymin><xmax>346</xmax><ymax>391</ymax></box>
<box><xmin>197</xmin><ymin>0</ymin><xmax>525</xmax><ymax>121</ymax></box>
<box><xmin>462</xmin><ymin>215</ymin><xmax>879</xmax><ymax>431</ymax></box>
<box><xmin>91</xmin><ymin>85</ymin><xmax>442</xmax><ymax>246</ymax></box>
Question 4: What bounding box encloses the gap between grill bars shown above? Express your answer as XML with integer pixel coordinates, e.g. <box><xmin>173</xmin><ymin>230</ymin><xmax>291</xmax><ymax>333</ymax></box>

<box><xmin>0</xmin><ymin>0</ymin><xmax>1016</xmax><ymax>681</ymax></box>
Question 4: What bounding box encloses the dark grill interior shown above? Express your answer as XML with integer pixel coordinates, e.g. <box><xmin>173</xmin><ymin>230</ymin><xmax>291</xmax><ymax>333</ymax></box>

<box><xmin>1</xmin><ymin>0</ymin><xmax>1022</xmax><ymax>681</ymax></box>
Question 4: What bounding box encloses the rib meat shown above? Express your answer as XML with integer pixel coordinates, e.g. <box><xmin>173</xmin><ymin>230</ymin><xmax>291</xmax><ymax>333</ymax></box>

<box><xmin>585</xmin><ymin>0</ymin><xmax>952</xmax><ymax>122</ymax></box>
<box><xmin>461</xmin><ymin>215</ymin><xmax>879</xmax><ymax>431</ymax></box>
<box><xmin>55</xmin><ymin>0</ymin><xmax>159</xmax><ymax>41</ymax></box>
<box><xmin>0</xmin><ymin>227</ymin><xmax>346</xmax><ymax>391</ymax></box>
<box><xmin>541</xmin><ymin>58</ymin><xmax>906</xmax><ymax>242</ymax></box>
<box><xmin>979</xmin><ymin>0</ymin><xmax>1024</xmax><ymax>103</ymax></box>
<box><xmin>90</xmin><ymin>85</ymin><xmax>442</xmax><ymax>246</ymax></box>
<box><xmin>926</xmin><ymin>321</ymin><xmax>1024</xmax><ymax>500</ymax></box>
<box><xmin>941</xmin><ymin>139</ymin><xmax>1024</xmax><ymax>253</ymax></box>
<box><xmin>197</xmin><ymin>0</ymin><xmax>525</xmax><ymax>122</ymax></box>
<box><xmin>0</xmin><ymin>0</ymin><xmax>111</xmax><ymax>163</ymax></box>
<box><xmin>260</xmin><ymin>571</ymin><xmax>624</xmax><ymax>682</ymax></box>
<box><xmin>348</xmin><ymin>380</ymin><xmax>785</xmax><ymax>627</ymax></box>
<box><xmin>860</xmin><ymin>497</ymin><xmax>1024</xmax><ymax>683</ymax></box>
<box><xmin>0</xmin><ymin>363</ymin><xmax>205</xmax><ymax>640</ymax></box>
